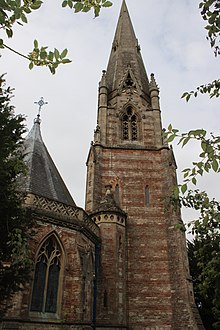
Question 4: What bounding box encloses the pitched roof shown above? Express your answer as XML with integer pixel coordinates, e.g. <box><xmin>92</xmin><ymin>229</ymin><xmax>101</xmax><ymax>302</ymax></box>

<box><xmin>105</xmin><ymin>0</ymin><xmax>150</xmax><ymax>97</ymax></box>
<box><xmin>19</xmin><ymin>116</ymin><xmax>76</xmax><ymax>206</ymax></box>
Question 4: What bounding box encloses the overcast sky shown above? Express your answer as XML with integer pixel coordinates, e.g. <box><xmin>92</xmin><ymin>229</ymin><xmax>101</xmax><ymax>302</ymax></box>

<box><xmin>1</xmin><ymin>0</ymin><xmax>219</xmax><ymax>230</ymax></box>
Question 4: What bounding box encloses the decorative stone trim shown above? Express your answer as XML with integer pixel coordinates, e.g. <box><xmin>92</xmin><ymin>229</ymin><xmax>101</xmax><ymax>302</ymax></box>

<box><xmin>92</xmin><ymin>213</ymin><xmax>126</xmax><ymax>227</ymax></box>
<box><xmin>25</xmin><ymin>194</ymin><xmax>81</xmax><ymax>219</ymax></box>
<box><xmin>24</xmin><ymin>193</ymin><xmax>100</xmax><ymax>240</ymax></box>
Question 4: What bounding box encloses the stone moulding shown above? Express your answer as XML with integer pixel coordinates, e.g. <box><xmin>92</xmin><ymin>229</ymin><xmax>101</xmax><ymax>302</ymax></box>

<box><xmin>23</xmin><ymin>193</ymin><xmax>100</xmax><ymax>241</ymax></box>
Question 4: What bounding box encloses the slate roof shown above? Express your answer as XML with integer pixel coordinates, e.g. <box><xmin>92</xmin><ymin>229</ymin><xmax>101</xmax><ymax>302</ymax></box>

<box><xmin>19</xmin><ymin>116</ymin><xmax>76</xmax><ymax>206</ymax></box>
<box><xmin>105</xmin><ymin>0</ymin><xmax>150</xmax><ymax>97</ymax></box>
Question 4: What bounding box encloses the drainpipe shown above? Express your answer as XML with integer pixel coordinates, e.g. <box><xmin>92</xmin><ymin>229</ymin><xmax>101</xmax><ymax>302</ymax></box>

<box><xmin>92</xmin><ymin>243</ymin><xmax>100</xmax><ymax>330</ymax></box>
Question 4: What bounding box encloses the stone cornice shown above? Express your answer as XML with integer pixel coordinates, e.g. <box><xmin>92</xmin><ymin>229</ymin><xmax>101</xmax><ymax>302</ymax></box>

<box><xmin>24</xmin><ymin>193</ymin><xmax>100</xmax><ymax>243</ymax></box>
<box><xmin>92</xmin><ymin>142</ymin><xmax>170</xmax><ymax>152</ymax></box>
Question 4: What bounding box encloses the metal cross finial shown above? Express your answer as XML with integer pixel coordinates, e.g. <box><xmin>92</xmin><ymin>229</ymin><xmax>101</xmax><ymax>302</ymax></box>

<box><xmin>34</xmin><ymin>97</ymin><xmax>48</xmax><ymax>118</ymax></box>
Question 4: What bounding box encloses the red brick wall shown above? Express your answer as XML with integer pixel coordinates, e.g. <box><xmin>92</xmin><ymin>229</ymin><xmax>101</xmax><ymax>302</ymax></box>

<box><xmin>3</xmin><ymin>221</ymin><xmax>96</xmax><ymax>328</ymax></box>
<box><xmin>86</xmin><ymin>144</ymin><xmax>198</xmax><ymax>329</ymax></box>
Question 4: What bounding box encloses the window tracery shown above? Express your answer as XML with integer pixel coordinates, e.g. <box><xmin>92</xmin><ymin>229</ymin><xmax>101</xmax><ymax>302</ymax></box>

<box><xmin>30</xmin><ymin>235</ymin><xmax>62</xmax><ymax>313</ymax></box>
<box><xmin>122</xmin><ymin>106</ymin><xmax>138</xmax><ymax>141</ymax></box>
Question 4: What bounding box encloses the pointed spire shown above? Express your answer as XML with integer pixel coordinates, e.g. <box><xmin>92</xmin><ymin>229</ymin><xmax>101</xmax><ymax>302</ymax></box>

<box><xmin>105</xmin><ymin>0</ymin><xmax>150</xmax><ymax>98</ymax></box>
<box><xmin>19</xmin><ymin>117</ymin><xmax>76</xmax><ymax>206</ymax></box>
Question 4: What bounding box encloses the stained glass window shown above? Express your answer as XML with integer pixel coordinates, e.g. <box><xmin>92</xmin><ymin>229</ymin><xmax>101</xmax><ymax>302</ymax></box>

<box><xmin>31</xmin><ymin>236</ymin><xmax>61</xmax><ymax>313</ymax></box>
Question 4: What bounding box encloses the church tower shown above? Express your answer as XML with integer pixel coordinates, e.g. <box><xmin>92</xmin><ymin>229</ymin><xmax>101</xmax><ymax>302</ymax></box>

<box><xmin>86</xmin><ymin>1</ymin><xmax>202</xmax><ymax>329</ymax></box>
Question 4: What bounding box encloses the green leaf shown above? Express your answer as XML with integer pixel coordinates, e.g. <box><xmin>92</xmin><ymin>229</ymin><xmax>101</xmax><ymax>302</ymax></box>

<box><xmin>48</xmin><ymin>51</ymin><xmax>54</xmax><ymax>61</ymax></box>
<box><xmin>54</xmin><ymin>48</ymin><xmax>59</xmax><ymax>61</ymax></box>
<box><xmin>204</xmin><ymin>162</ymin><xmax>211</xmax><ymax>172</ymax></box>
<box><xmin>82</xmin><ymin>5</ymin><xmax>90</xmax><ymax>13</ymax></box>
<box><xmin>94</xmin><ymin>6</ymin><xmax>100</xmax><ymax>17</ymax></box>
<box><xmin>168</xmin><ymin>124</ymin><xmax>172</xmax><ymax>131</ymax></box>
<box><xmin>212</xmin><ymin>159</ymin><xmax>218</xmax><ymax>172</ymax></box>
<box><xmin>186</xmin><ymin>94</ymin><xmax>191</xmax><ymax>102</ymax></box>
<box><xmin>74</xmin><ymin>2</ymin><xmax>83</xmax><ymax>12</ymax></box>
<box><xmin>182</xmin><ymin>136</ymin><xmax>191</xmax><ymax>147</ymax></box>
<box><xmin>166</xmin><ymin>134</ymin><xmax>176</xmax><ymax>143</ymax></box>
<box><xmin>181</xmin><ymin>92</ymin><xmax>188</xmax><ymax>99</ymax></box>
<box><xmin>34</xmin><ymin>39</ymin><xmax>38</xmax><ymax>49</ymax></box>
<box><xmin>6</xmin><ymin>29</ymin><xmax>13</xmax><ymax>38</ymax></box>
<box><xmin>30</xmin><ymin>1</ymin><xmax>42</xmax><ymax>10</ymax></box>
<box><xmin>60</xmin><ymin>48</ymin><xmax>68</xmax><ymax>59</ymax></box>
<box><xmin>62</xmin><ymin>58</ymin><xmax>71</xmax><ymax>64</ymax></box>
<box><xmin>62</xmin><ymin>0</ymin><xmax>68</xmax><ymax>7</ymax></box>
<box><xmin>40</xmin><ymin>51</ymin><xmax>47</xmax><ymax>60</ymax></box>
<box><xmin>183</xmin><ymin>172</ymin><xmax>189</xmax><ymax>178</ymax></box>
<box><xmin>181</xmin><ymin>184</ymin><xmax>187</xmax><ymax>194</ymax></box>
<box><xmin>29</xmin><ymin>61</ymin><xmax>34</xmax><ymax>70</ymax></box>
<box><xmin>24</xmin><ymin>7</ymin><xmax>31</xmax><ymax>13</ymax></box>
<box><xmin>102</xmin><ymin>1</ymin><xmax>112</xmax><ymax>7</ymax></box>
<box><xmin>0</xmin><ymin>39</ymin><xmax>4</xmax><ymax>48</ymax></box>
<box><xmin>21</xmin><ymin>13</ymin><xmax>28</xmax><ymax>23</ymax></box>
<box><xmin>192</xmin><ymin>177</ymin><xmax>197</xmax><ymax>185</ymax></box>
<box><xmin>68</xmin><ymin>0</ymin><xmax>73</xmax><ymax>8</ymax></box>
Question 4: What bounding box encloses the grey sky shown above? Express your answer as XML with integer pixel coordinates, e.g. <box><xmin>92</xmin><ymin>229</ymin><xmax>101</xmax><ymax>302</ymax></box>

<box><xmin>1</xmin><ymin>0</ymin><xmax>219</xmax><ymax>230</ymax></box>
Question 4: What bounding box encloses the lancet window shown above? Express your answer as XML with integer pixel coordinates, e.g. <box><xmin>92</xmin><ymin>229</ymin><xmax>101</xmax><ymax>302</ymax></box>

<box><xmin>115</xmin><ymin>184</ymin><xmax>120</xmax><ymax>206</ymax></box>
<box><xmin>145</xmin><ymin>185</ymin><xmax>150</xmax><ymax>207</ymax></box>
<box><xmin>30</xmin><ymin>235</ymin><xmax>62</xmax><ymax>313</ymax></box>
<box><xmin>122</xmin><ymin>106</ymin><xmax>138</xmax><ymax>141</ymax></box>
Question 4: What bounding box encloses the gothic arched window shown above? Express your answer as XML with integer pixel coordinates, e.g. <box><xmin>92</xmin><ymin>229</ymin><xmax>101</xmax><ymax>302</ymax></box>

<box><xmin>30</xmin><ymin>235</ymin><xmax>62</xmax><ymax>313</ymax></box>
<box><xmin>122</xmin><ymin>114</ymin><xmax>129</xmax><ymax>140</ymax></box>
<box><xmin>122</xmin><ymin>107</ymin><xmax>138</xmax><ymax>141</ymax></box>
<box><xmin>145</xmin><ymin>185</ymin><xmax>150</xmax><ymax>207</ymax></box>
<box><xmin>115</xmin><ymin>184</ymin><xmax>120</xmax><ymax>206</ymax></box>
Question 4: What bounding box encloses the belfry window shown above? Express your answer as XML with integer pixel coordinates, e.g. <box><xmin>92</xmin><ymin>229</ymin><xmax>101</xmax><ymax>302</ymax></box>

<box><xmin>30</xmin><ymin>235</ymin><xmax>62</xmax><ymax>313</ymax></box>
<box><xmin>122</xmin><ymin>106</ymin><xmax>138</xmax><ymax>141</ymax></box>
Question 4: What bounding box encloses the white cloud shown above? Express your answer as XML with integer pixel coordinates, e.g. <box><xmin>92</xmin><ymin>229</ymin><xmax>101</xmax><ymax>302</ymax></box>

<box><xmin>1</xmin><ymin>0</ymin><xmax>219</xmax><ymax>221</ymax></box>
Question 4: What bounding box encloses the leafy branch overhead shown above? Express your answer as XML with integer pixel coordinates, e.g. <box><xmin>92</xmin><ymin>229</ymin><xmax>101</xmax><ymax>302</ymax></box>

<box><xmin>164</xmin><ymin>126</ymin><xmax>220</xmax><ymax>194</ymax></box>
<box><xmin>0</xmin><ymin>0</ymin><xmax>112</xmax><ymax>73</ymax></box>
<box><xmin>62</xmin><ymin>0</ymin><xmax>113</xmax><ymax>17</ymax></box>
<box><xmin>182</xmin><ymin>0</ymin><xmax>220</xmax><ymax>100</ymax></box>
<box><xmin>200</xmin><ymin>0</ymin><xmax>220</xmax><ymax>57</ymax></box>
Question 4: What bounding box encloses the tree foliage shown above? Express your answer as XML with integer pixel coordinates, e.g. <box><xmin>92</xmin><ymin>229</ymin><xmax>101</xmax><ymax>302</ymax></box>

<box><xmin>182</xmin><ymin>0</ymin><xmax>220</xmax><ymax>101</ymax></box>
<box><xmin>164</xmin><ymin>126</ymin><xmax>220</xmax><ymax>193</ymax></box>
<box><xmin>164</xmin><ymin>2</ymin><xmax>220</xmax><ymax>327</ymax></box>
<box><xmin>0</xmin><ymin>75</ymin><xmax>33</xmax><ymax>317</ymax></box>
<box><xmin>188</xmin><ymin>235</ymin><xmax>220</xmax><ymax>329</ymax></box>
<box><xmin>0</xmin><ymin>0</ymin><xmax>112</xmax><ymax>73</ymax></box>
<box><xmin>163</xmin><ymin>0</ymin><xmax>220</xmax><ymax>225</ymax></box>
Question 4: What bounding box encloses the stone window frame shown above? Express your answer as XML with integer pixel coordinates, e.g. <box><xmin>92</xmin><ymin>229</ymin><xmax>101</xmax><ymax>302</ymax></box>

<box><xmin>29</xmin><ymin>231</ymin><xmax>65</xmax><ymax>319</ymax></box>
<box><xmin>120</xmin><ymin>105</ymin><xmax>141</xmax><ymax>142</ymax></box>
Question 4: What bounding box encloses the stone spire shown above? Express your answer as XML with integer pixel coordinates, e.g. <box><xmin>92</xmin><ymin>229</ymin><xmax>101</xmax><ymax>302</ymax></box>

<box><xmin>19</xmin><ymin>117</ymin><xmax>76</xmax><ymax>206</ymax></box>
<box><xmin>105</xmin><ymin>0</ymin><xmax>150</xmax><ymax>98</ymax></box>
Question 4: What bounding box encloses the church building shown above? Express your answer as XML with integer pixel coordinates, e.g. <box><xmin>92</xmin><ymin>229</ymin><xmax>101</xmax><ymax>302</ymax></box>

<box><xmin>1</xmin><ymin>1</ymin><xmax>204</xmax><ymax>329</ymax></box>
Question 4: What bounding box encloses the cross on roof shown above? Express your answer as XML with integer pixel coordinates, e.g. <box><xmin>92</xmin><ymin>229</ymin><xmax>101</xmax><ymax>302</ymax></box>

<box><xmin>34</xmin><ymin>97</ymin><xmax>48</xmax><ymax>118</ymax></box>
